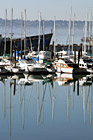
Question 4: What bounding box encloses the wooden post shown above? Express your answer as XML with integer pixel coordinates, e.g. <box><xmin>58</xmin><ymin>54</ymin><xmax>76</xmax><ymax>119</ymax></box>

<box><xmin>74</xmin><ymin>48</ymin><xmax>76</xmax><ymax>63</ymax></box>
<box><xmin>78</xmin><ymin>49</ymin><xmax>80</xmax><ymax>65</ymax></box>
<box><xmin>77</xmin><ymin>80</ymin><xmax>79</xmax><ymax>96</ymax></box>
<box><xmin>18</xmin><ymin>48</ymin><xmax>19</xmax><ymax>60</ymax></box>
<box><xmin>53</xmin><ymin>41</ymin><xmax>55</xmax><ymax>60</ymax></box>
<box><xmin>14</xmin><ymin>46</ymin><xmax>16</xmax><ymax>67</ymax></box>
<box><xmin>80</xmin><ymin>45</ymin><xmax>82</xmax><ymax>57</ymax></box>
<box><xmin>73</xmin><ymin>81</ymin><xmax>75</xmax><ymax>92</ymax></box>
<box><xmin>14</xmin><ymin>80</ymin><xmax>16</xmax><ymax>96</ymax></box>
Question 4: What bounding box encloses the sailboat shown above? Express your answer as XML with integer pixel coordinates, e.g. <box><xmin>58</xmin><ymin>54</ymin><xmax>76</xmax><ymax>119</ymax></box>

<box><xmin>17</xmin><ymin>59</ymin><xmax>48</xmax><ymax>73</ymax></box>
<box><xmin>26</xmin><ymin>14</ymin><xmax>52</xmax><ymax>62</ymax></box>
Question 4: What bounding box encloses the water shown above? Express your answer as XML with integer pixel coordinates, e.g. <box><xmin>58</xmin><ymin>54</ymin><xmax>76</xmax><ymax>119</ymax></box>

<box><xmin>0</xmin><ymin>74</ymin><xmax>93</xmax><ymax>140</ymax></box>
<box><xmin>0</xmin><ymin>20</ymin><xmax>84</xmax><ymax>45</ymax></box>
<box><xmin>0</xmin><ymin>23</ymin><xmax>93</xmax><ymax>140</ymax></box>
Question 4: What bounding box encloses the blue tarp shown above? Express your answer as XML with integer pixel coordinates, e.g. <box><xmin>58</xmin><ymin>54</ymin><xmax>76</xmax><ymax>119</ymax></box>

<box><xmin>30</xmin><ymin>56</ymin><xmax>39</xmax><ymax>61</ymax></box>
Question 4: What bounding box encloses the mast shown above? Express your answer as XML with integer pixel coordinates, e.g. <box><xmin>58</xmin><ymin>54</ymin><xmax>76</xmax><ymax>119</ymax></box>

<box><xmin>21</xmin><ymin>12</ymin><xmax>23</xmax><ymax>58</ymax></box>
<box><xmin>84</xmin><ymin>15</ymin><xmax>87</xmax><ymax>52</ymax></box>
<box><xmin>24</xmin><ymin>9</ymin><xmax>26</xmax><ymax>57</ymax></box>
<box><xmin>53</xmin><ymin>16</ymin><xmax>56</xmax><ymax>58</ymax></box>
<box><xmin>10</xmin><ymin>8</ymin><xmax>13</xmax><ymax>60</ymax></box>
<box><xmin>92</xmin><ymin>17</ymin><xmax>93</xmax><ymax>36</ymax></box>
<box><xmin>38</xmin><ymin>13</ymin><xmax>41</xmax><ymax>52</ymax></box>
<box><xmin>43</xmin><ymin>20</ymin><xmax>45</xmax><ymax>51</ymax></box>
<box><xmin>92</xmin><ymin>18</ymin><xmax>93</xmax><ymax>58</ymax></box>
<box><xmin>89</xmin><ymin>9</ymin><xmax>92</xmax><ymax>52</ymax></box>
<box><xmin>72</xmin><ymin>14</ymin><xmax>75</xmax><ymax>52</ymax></box>
<box><xmin>89</xmin><ymin>9</ymin><xmax>92</xmax><ymax>39</ymax></box>
<box><xmin>4</xmin><ymin>9</ymin><xmax>7</xmax><ymax>56</ymax></box>
<box><xmin>68</xmin><ymin>7</ymin><xmax>72</xmax><ymax>54</ymax></box>
<box><xmin>30</xmin><ymin>37</ymin><xmax>33</xmax><ymax>52</ymax></box>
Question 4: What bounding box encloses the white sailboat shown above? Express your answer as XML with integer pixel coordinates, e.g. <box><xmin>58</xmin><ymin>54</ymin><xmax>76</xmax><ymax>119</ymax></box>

<box><xmin>27</xmin><ymin>63</ymin><xmax>47</xmax><ymax>73</ymax></box>
<box><xmin>17</xmin><ymin>59</ymin><xmax>47</xmax><ymax>73</ymax></box>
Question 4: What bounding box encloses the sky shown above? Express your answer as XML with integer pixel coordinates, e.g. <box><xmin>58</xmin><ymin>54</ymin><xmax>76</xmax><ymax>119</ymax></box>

<box><xmin>0</xmin><ymin>0</ymin><xmax>93</xmax><ymax>20</ymax></box>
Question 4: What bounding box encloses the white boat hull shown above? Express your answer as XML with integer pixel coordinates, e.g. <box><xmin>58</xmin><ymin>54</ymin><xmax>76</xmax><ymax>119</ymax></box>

<box><xmin>56</xmin><ymin>67</ymin><xmax>73</xmax><ymax>74</ymax></box>
<box><xmin>27</xmin><ymin>66</ymin><xmax>46</xmax><ymax>72</ymax></box>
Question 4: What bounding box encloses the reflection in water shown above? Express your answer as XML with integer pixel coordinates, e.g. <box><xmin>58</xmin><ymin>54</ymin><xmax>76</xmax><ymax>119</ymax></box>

<box><xmin>4</xmin><ymin>82</ymin><xmax>6</xmax><ymax>120</ymax></box>
<box><xmin>52</xmin><ymin>82</ymin><xmax>55</xmax><ymax>120</ymax></box>
<box><xmin>22</xmin><ymin>86</ymin><xmax>25</xmax><ymax>129</ymax></box>
<box><xmin>83</xmin><ymin>86</ymin><xmax>86</xmax><ymax>122</ymax></box>
<box><xmin>37</xmin><ymin>83</ymin><xmax>39</xmax><ymax>126</ymax></box>
<box><xmin>79</xmin><ymin>75</ymin><xmax>93</xmax><ymax>125</ymax></box>
<box><xmin>90</xmin><ymin>84</ymin><xmax>92</xmax><ymax>126</ymax></box>
<box><xmin>9</xmin><ymin>80</ymin><xmax>11</xmax><ymax>137</ymax></box>
<box><xmin>55</xmin><ymin>73</ymin><xmax>93</xmax><ymax>124</ymax></box>
<box><xmin>67</xmin><ymin>85</ymin><xmax>70</xmax><ymax>120</ymax></box>
<box><xmin>20</xmin><ymin>85</ymin><xmax>22</xmax><ymax>112</ymax></box>
<box><xmin>0</xmin><ymin>73</ymin><xmax>93</xmax><ymax>138</ymax></box>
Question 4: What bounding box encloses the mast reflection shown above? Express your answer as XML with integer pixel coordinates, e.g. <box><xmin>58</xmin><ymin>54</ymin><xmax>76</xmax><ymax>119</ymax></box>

<box><xmin>0</xmin><ymin>73</ymin><xmax>93</xmax><ymax>137</ymax></box>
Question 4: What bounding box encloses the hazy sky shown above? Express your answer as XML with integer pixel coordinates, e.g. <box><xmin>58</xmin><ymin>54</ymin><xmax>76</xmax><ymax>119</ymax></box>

<box><xmin>0</xmin><ymin>0</ymin><xmax>93</xmax><ymax>20</ymax></box>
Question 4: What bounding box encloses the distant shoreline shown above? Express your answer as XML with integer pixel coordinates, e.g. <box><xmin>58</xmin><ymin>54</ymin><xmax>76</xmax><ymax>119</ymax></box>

<box><xmin>0</xmin><ymin>18</ymin><xmax>86</xmax><ymax>28</ymax></box>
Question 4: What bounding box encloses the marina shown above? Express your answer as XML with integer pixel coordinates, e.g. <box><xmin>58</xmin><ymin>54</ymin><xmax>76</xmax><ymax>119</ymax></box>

<box><xmin>0</xmin><ymin>9</ymin><xmax>93</xmax><ymax>76</ymax></box>
<box><xmin>0</xmin><ymin>4</ymin><xmax>93</xmax><ymax>140</ymax></box>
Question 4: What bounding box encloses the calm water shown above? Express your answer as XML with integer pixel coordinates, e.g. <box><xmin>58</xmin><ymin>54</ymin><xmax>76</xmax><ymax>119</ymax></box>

<box><xmin>0</xmin><ymin>73</ymin><xmax>93</xmax><ymax>140</ymax></box>
<box><xmin>0</xmin><ymin>21</ymin><xmax>84</xmax><ymax>45</ymax></box>
<box><xmin>0</xmin><ymin>24</ymin><xmax>93</xmax><ymax>140</ymax></box>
